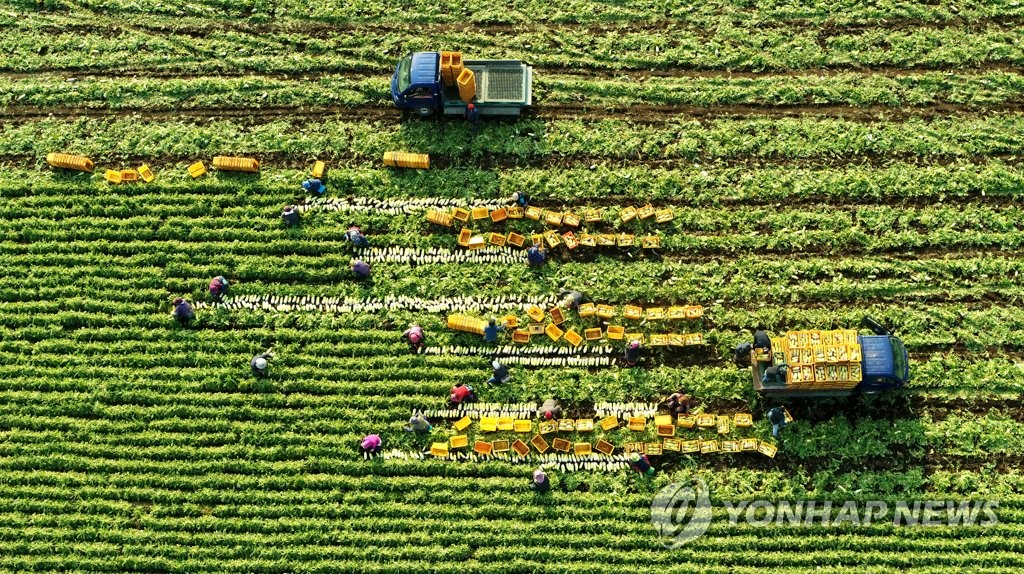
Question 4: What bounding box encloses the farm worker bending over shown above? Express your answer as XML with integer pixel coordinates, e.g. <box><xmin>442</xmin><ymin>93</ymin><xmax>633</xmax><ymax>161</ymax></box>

<box><xmin>487</xmin><ymin>360</ymin><xmax>512</xmax><ymax>384</ymax></box>
<box><xmin>538</xmin><ymin>398</ymin><xmax>562</xmax><ymax>420</ymax></box>
<box><xmin>510</xmin><ymin>191</ymin><xmax>530</xmax><ymax>208</ymax></box>
<box><xmin>762</xmin><ymin>364</ymin><xmax>788</xmax><ymax>386</ymax></box>
<box><xmin>527</xmin><ymin>242</ymin><xmax>547</xmax><ymax>267</ymax></box>
<box><xmin>767</xmin><ymin>407</ymin><xmax>788</xmax><ymax>438</ymax></box>
<box><xmin>558</xmin><ymin>289</ymin><xmax>586</xmax><ymax>310</ymax></box>
<box><xmin>483</xmin><ymin>318</ymin><xmax>505</xmax><ymax>343</ymax></box>
<box><xmin>171</xmin><ymin>297</ymin><xmax>194</xmax><ymax>326</ymax></box>
<box><xmin>343</xmin><ymin>225</ymin><xmax>370</xmax><ymax>248</ymax></box>
<box><xmin>754</xmin><ymin>330</ymin><xmax>771</xmax><ymax>352</ymax></box>
<box><xmin>630</xmin><ymin>453</ymin><xmax>655</xmax><ymax>476</ymax></box>
<box><xmin>302</xmin><ymin>178</ymin><xmax>326</xmax><ymax>195</ymax></box>
<box><xmin>666</xmin><ymin>392</ymin><xmax>691</xmax><ymax>416</ymax></box>
<box><xmin>282</xmin><ymin>205</ymin><xmax>300</xmax><ymax>226</ymax></box>
<box><xmin>403</xmin><ymin>323</ymin><xmax>425</xmax><ymax>354</ymax></box>
<box><xmin>624</xmin><ymin>340</ymin><xmax>642</xmax><ymax>367</ymax></box>
<box><xmin>251</xmin><ymin>349</ymin><xmax>274</xmax><ymax>377</ymax></box>
<box><xmin>209</xmin><ymin>276</ymin><xmax>229</xmax><ymax>301</ymax></box>
<box><xmin>404</xmin><ymin>414</ymin><xmax>432</xmax><ymax>433</ymax></box>
<box><xmin>351</xmin><ymin>259</ymin><xmax>371</xmax><ymax>280</ymax></box>
<box><xmin>465</xmin><ymin>103</ymin><xmax>481</xmax><ymax>131</ymax></box>
<box><xmin>532</xmin><ymin>469</ymin><xmax>551</xmax><ymax>493</ymax></box>
<box><xmin>360</xmin><ymin>434</ymin><xmax>382</xmax><ymax>454</ymax></box>
<box><xmin>449</xmin><ymin>384</ymin><xmax>477</xmax><ymax>406</ymax></box>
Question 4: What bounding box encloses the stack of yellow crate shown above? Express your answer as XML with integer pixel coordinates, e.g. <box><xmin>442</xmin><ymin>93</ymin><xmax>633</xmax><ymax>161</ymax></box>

<box><xmin>774</xmin><ymin>330</ymin><xmax>862</xmax><ymax>390</ymax></box>
<box><xmin>446</xmin><ymin>315</ymin><xmax>486</xmax><ymax>335</ymax></box>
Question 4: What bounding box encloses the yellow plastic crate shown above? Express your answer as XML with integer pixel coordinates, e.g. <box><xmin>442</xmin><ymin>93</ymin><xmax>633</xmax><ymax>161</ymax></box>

<box><xmin>596</xmin><ymin>305</ymin><xmax>616</xmax><ymax>319</ymax></box>
<box><xmin>734</xmin><ymin>414</ymin><xmax>753</xmax><ymax>427</ymax></box>
<box><xmin>507</xmin><ymin>206</ymin><xmax>524</xmax><ymax>219</ymax></box>
<box><xmin>678</xmin><ymin>415</ymin><xmax>696</xmax><ymax>428</ymax></box>
<box><xmin>552</xmin><ymin>438</ymin><xmax>572</xmax><ymax>452</ymax></box>
<box><xmin>525</xmin><ymin>206</ymin><xmax>543</xmax><ymax>220</ymax></box>
<box><xmin>606</xmin><ymin>326</ymin><xmax>625</xmax><ymax>340</ymax></box>
<box><xmin>453</xmin><ymin>207</ymin><xmax>471</xmax><ymax>222</ymax></box>
<box><xmin>628</xmin><ymin>417</ymin><xmax>646</xmax><ymax>432</ymax></box>
<box><xmin>656</xmin><ymin>208</ymin><xmax>674</xmax><ymax>223</ymax></box>
<box><xmin>576</xmin><ymin>419</ymin><xmax>594</xmax><ymax>432</ymax></box>
<box><xmin>649</xmin><ymin>334</ymin><xmax>669</xmax><ymax>346</ymax></box>
<box><xmin>430</xmin><ymin>443</ymin><xmax>449</xmax><ymax>457</ymax></box>
<box><xmin>512</xmin><ymin>330</ymin><xmax>530</xmax><ymax>344</ymax></box>
<box><xmin>717</xmin><ymin>416</ymin><xmax>730</xmax><ymax>434</ymax></box>
<box><xmin>585</xmin><ymin>328</ymin><xmax>602</xmax><ymax>341</ymax></box>
<box><xmin>579</xmin><ymin>234</ymin><xmax>597</xmax><ymax>247</ymax></box>
<box><xmin>722</xmin><ymin>440</ymin><xmax>740</xmax><ymax>453</ymax></box>
<box><xmin>507</xmin><ymin>232</ymin><xmax>526</xmax><ymax>247</ymax></box>
<box><xmin>696</xmin><ymin>414</ymin><xmax>716</xmax><ymax>428</ymax></box>
<box><xmin>558</xmin><ymin>419</ymin><xmax>576</xmax><ymax>432</ymax></box>
<box><xmin>511</xmin><ymin>439</ymin><xmax>530</xmax><ymax>457</ymax></box>
<box><xmin>137</xmin><ymin>164</ymin><xmax>155</xmax><ymax>182</ymax></box>
<box><xmin>595</xmin><ymin>439</ymin><xmax>615</xmax><ymax>456</ymax></box>
<box><xmin>450</xmin><ymin>435</ymin><xmax>468</xmax><ymax>449</ymax></box>
<box><xmin>663</xmin><ymin>438</ymin><xmax>682</xmax><ymax>452</ymax></box>
<box><xmin>657</xmin><ymin>424</ymin><xmax>675</xmax><ymax>437</ymax></box>
<box><xmin>563</xmin><ymin>212</ymin><xmax>580</xmax><ymax>227</ymax></box>
<box><xmin>539</xmin><ymin>421</ymin><xmax>557</xmax><ymax>435</ymax></box>
<box><xmin>646</xmin><ymin>307</ymin><xmax>666</xmax><ymax>320</ymax></box>
<box><xmin>490</xmin><ymin>208</ymin><xmax>508</xmax><ymax>222</ymax></box>
<box><xmin>680</xmin><ymin>440</ymin><xmax>700</xmax><ymax>454</ymax></box>
<box><xmin>544</xmin><ymin>231</ymin><xmax>561</xmax><ymax>248</ymax></box>
<box><xmin>564</xmin><ymin>329</ymin><xmax>583</xmax><ymax>347</ymax></box>
<box><xmin>474</xmin><ymin>440</ymin><xmax>493</xmax><ymax>455</ymax></box>
<box><xmin>426</xmin><ymin>210</ymin><xmax>455</xmax><ymax>227</ymax></box>
<box><xmin>453</xmin><ymin>416</ymin><xmax>472</xmax><ymax>432</ymax></box>
<box><xmin>758</xmin><ymin>441</ymin><xmax>778</xmax><ymax>458</ymax></box>
<box><xmin>497</xmin><ymin>417</ymin><xmax>514</xmax><ymax>431</ymax></box>
<box><xmin>526</xmin><ymin>306</ymin><xmax>545</xmax><ymax>322</ymax></box>
<box><xmin>545</xmin><ymin>323</ymin><xmax>564</xmax><ymax>342</ymax></box>
<box><xmin>597</xmin><ymin>234</ymin><xmax>616</xmax><ymax>246</ymax></box>
<box><xmin>503</xmin><ymin>315</ymin><xmax>519</xmax><ymax>328</ymax></box>
<box><xmin>583</xmin><ymin>208</ymin><xmax>603</xmax><ymax>222</ymax></box>
<box><xmin>617</xmin><ymin>234</ymin><xmax>635</xmax><ymax>247</ymax></box>
<box><xmin>312</xmin><ymin>160</ymin><xmax>326</xmax><ymax>178</ymax></box>
<box><xmin>188</xmin><ymin>161</ymin><xmax>207</xmax><ymax>178</ymax></box>
<box><xmin>103</xmin><ymin>169</ymin><xmax>122</xmax><ymax>184</ymax></box>
<box><xmin>492</xmin><ymin>439</ymin><xmax>510</xmax><ymax>453</ymax></box>
<box><xmin>120</xmin><ymin>169</ymin><xmax>139</xmax><ymax>183</ymax></box>
<box><xmin>654</xmin><ymin>415</ymin><xmax>672</xmax><ymax>427</ymax></box>
<box><xmin>668</xmin><ymin>307</ymin><xmax>687</xmax><ymax>320</ymax></box>
<box><xmin>472</xmin><ymin>207</ymin><xmax>490</xmax><ymax>220</ymax></box>
<box><xmin>700</xmin><ymin>440</ymin><xmax>719</xmax><ymax>454</ymax></box>
<box><xmin>740</xmin><ymin>438</ymin><xmax>759</xmax><ymax>451</ymax></box>
<box><xmin>624</xmin><ymin>305</ymin><xmax>643</xmax><ymax>320</ymax></box>
<box><xmin>637</xmin><ymin>204</ymin><xmax>655</xmax><ymax>219</ymax></box>
<box><xmin>578</xmin><ymin>303</ymin><xmax>596</xmax><ymax>317</ymax></box>
<box><xmin>620</xmin><ymin>206</ymin><xmax>638</xmax><ymax>222</ymax></box>
<box><xmin>479</xmin><ymin>417</ymin><xmax>498</xmax><ymax>432</ymax></box>
<box><xmin>544</xmin><ymin>211</ymin><xmax>563</xmax><ymax>226</ymax></box>
<box><xmin>549</xmin><ymin>307</ymin><xmax>565</xmax><ymax>324</ymax></box>
<box><xmin>531</xmin><ymin>434</ymin><xmax>549</xmax><ymax>453</ymax></box>
<box><xmin>600</xmin><ymin>416</ymin><xmax>619</xmax><ymax>431</ymax></box>
<box><xmin>488</xmin><ymin>232</ymin><xmax>506</xmax><ymax>246</ymax></box>
<box><xmin>574</xmin><ymin>442</ymin><xmax>592</xmax><ymax>456</ymax></box>
<box><xmin>646</xmin><ymin>443</ymin><xmax>663</xmax><ymax>455</ymax></box>
<box><xmin>669</xmin><ymin>334</ymin><xmax>686</xmax><ymax>347</ymax></box>
<box><xmin>456</xmin><ymin>68</ymin><xmax>476</xmax><ymax>103</ymax></box>
<box><xmin>514</xmin><ymin>420</ymin><xmax>532</xmax><ymax>433</ymax></box>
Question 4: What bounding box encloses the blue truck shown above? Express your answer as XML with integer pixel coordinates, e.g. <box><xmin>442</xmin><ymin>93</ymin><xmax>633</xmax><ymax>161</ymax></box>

<box><xmin>745</xmin><ymin>317</ymin><xmax>910</xmax><ymax>398</ymax></box>
<box><xmin>391</xmin><ymin>52</ymin><xmax>533</xmax><ymax>117</ymax></box>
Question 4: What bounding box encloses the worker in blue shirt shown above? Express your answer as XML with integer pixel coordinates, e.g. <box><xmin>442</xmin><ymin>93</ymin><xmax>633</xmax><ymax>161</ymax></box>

<box><xmin>483</xmin><ymin>318</ymin><xmax>505</xmax><ymax>343</ymax></box>
<box><xmin>282</xmin><ymin>205</ymin><xmax>300</xmax><ymax>227</ymax></box>
<box><xmin>302</xmin><ymin>178</ymin><xmax>326</xmax><ymax>195</ymax></box>
<box><xmin>767</xmin><ymin>407</ymin><xmax>788</xmax><ymax>437</ymax></box>
<box><xmin>171</xmin><ymin>298</ymin><xmax>194</xmax><ymax>326</ymax></box>
<box><xmin>527</xmin><ymin>242</ymin><xmax>546</xmax><ymax>267</ymax></box>
<box><xmin>511</xmin><ymin>191</ymin><xmax>530</xmax><ymax>208</ymax></box>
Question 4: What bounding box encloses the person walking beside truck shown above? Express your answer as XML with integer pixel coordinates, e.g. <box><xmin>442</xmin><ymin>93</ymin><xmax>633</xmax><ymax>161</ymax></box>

<box><xmin>767</xmin><ymin>407</ymin><xmax>788</xmax><ymax>438</ymax></box>
<box><xmin>465</xmin><ymin>103</ymin><xmax>481</xmax><ymax>132</ymax></box>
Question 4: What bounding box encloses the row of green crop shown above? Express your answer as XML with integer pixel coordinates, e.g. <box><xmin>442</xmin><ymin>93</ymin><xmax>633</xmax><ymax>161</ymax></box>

<box><xmin>24</xmin><ymin>0</ymin><xmax>1024</xmax><ymax>27</ymax></box>
<box><xmin>7</xmin><ymin>70</ymin><xmax>1024</xmax><ymax>110</ymax></box>
<box><xmin>4</xmin><ymin>160</ymin><xmax>1021</xmax><ymax>207</ymax></box>
<box><xmin>6</xmin><ymin>21</ymin><xmax>1024</xmax><ymax>74</ymax></box>
<box><xmin>8</xmin><ymin>116</ymin><xmax>1024</xmax><ymax>165</ymax></box>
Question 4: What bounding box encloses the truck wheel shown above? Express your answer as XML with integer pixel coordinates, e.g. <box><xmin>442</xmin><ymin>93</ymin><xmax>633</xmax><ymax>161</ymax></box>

<box><xmin>415</xmin><ymin>107</ymin><xmax>435</xmax><ymax>118</ymax></box>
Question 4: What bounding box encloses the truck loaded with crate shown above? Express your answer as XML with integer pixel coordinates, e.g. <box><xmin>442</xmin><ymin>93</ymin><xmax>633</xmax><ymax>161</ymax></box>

<box><xmin>391</xmin><ymin>51</ymin><xmax>533</xmax><ymax>117</ymax></box>
<box><xmin>746</xmin><ymin>317</ymin><xmax>910</xmax><ymax>398</ymax></box>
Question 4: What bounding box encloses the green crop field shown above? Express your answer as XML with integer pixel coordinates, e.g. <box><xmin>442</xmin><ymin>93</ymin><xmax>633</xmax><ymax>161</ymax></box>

<box><xmin>3</xmin><ymin>0</ymin><xmax>1024</xmax><ymax>571</ymax></box>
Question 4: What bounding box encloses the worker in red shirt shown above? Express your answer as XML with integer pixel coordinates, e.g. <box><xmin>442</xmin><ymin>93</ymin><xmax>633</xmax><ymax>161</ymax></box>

<box><xmin>209</xmin><ymin>276</ymin><xmax>229</xmax><ymax>302</ymax></box>
<box><xmin>449</xmin><ymin>384</ymin><xmax>477</xmax><ymax>406</ymax></box>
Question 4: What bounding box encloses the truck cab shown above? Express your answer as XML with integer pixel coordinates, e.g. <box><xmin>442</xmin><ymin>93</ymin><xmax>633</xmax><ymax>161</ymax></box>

<box><xmin>391</xmin><ymin>52</ymin><xmax>444</xmax><ymax>117</ymax></box>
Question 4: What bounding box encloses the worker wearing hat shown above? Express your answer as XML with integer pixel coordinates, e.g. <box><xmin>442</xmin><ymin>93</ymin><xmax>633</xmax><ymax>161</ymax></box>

<box><xmin>251</xmin><ymin>350</ymin><xmax>273</xmax><ymax>377</ymax></box>
<box><xmin>630</xmin><ymin>452</ymin><xmax>655</xmax><ymax>476</ymax></box>
<box><xmin>539</xmin><ymin>398</ymin><xmax>562</xmax><ymax>420</ymax></box>
<box><xmin>209</xmin><ymin>275</ymin><xmax>229</xmax><ymax>302</ymax></box>
<box><xmin>624</xmin><ymin>339</ymin><xmax>642</xmax><ymax>366</ymax></box>
<box><xmin>402</xmin><ymin>323</ymin><xmax>425</xmax><ymax>354</ymax></box>
<box><xmin>487</xmin><ymin>360</ymin><xmax>511</xmax><ymax>384</ymax></box>
<box><xmin>171</xmin><ymin>297</ymin><xmax>194</xmax><ymax>326</ymax></box>
<box><xmin>531</xmin><ymin>469</ymin><xmax>551</xmax><ymax>493</ymax></box>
